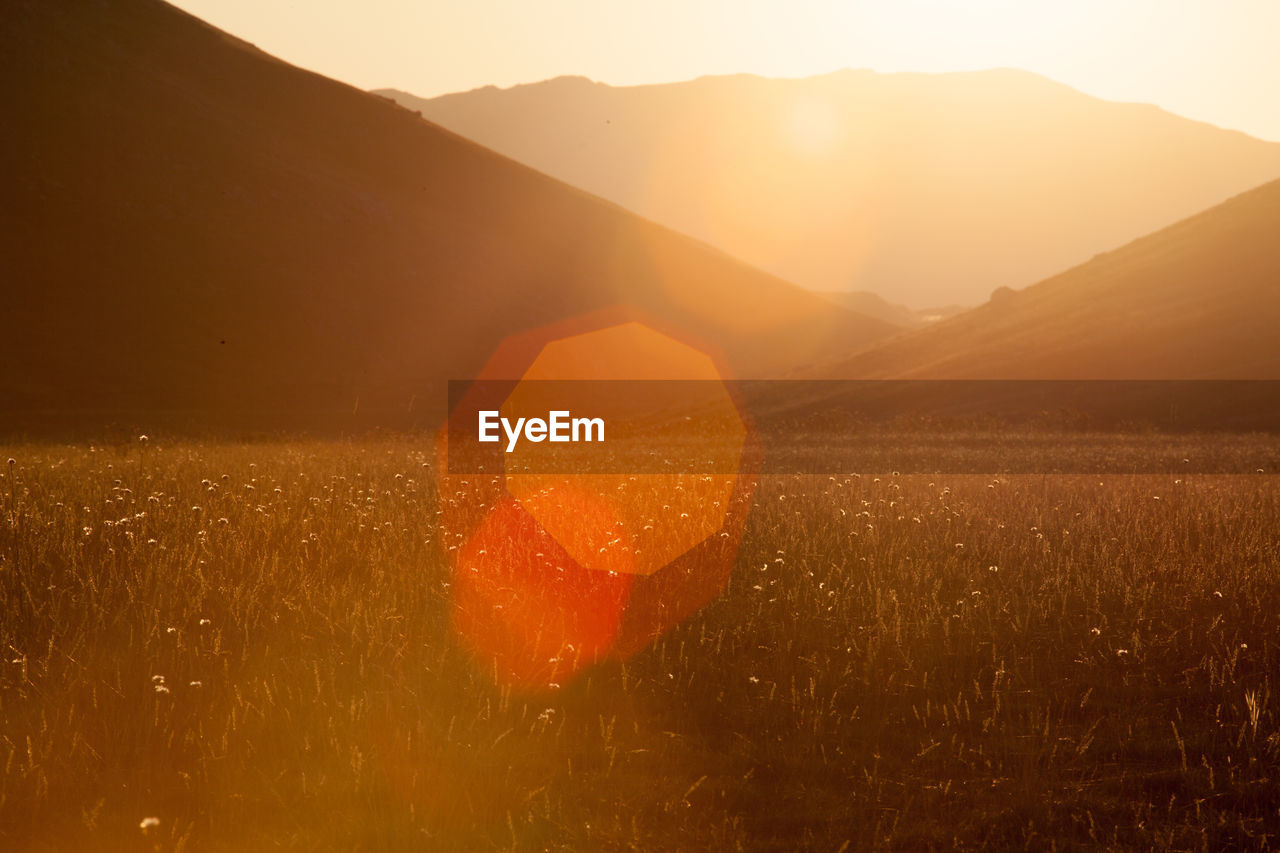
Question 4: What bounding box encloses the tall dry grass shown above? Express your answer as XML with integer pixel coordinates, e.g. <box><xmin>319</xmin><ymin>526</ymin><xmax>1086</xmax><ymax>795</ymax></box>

<box><xmin>1</xmin><ymin>439</ymin><xmax>1278</xmax><ymax>850</ymax></box>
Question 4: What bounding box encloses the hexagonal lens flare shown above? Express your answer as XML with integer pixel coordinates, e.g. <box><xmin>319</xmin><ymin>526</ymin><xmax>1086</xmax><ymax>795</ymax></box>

<box><xmin>438</xmin><ymin>315</ymin><xmax>756</xmax><ymax>689</ymax></box>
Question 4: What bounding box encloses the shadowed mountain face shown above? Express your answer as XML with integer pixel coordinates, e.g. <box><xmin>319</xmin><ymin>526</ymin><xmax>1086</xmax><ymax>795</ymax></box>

<box><xmin>809</xmin><ymin>178</ymin><xmax>1280</xmax><ymax>379</ymax></box>
<box><xmin>1</xmin><ymin>1</ymin><xmax>896</xmax><ymax>430</ymax></box>
<box><xmin>380</xmin><ymin>72</ymin><xmax>1280</xmax><ymax>309</ymax></box>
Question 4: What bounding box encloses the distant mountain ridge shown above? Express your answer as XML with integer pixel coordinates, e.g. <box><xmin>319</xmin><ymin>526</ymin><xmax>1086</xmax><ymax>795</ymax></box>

<box><xmin>1</xmin><ymin>0</ymin><xmax>897</xmax><ymax>432</ymax></box>
<box><xmin>379</xmin><ymin>70</ymin><xmax>1280</xmax><ymax>308</ymax></box>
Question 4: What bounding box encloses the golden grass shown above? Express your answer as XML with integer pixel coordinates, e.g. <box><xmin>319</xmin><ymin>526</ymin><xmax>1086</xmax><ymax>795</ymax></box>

<box><xmin>2</xmin><ymin>439</ymin><xmax>1278</xmax><ymax>850</ymax></box>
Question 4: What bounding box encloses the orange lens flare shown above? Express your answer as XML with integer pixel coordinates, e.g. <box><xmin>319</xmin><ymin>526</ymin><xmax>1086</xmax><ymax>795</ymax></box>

<box><xmin>438</xmin><ymin>313</ymin><xmax>756</xmax><ymax>690</ymax></box>
<box><xmin>452</xmin><ymin>497</ymin><xmax>633</xmax><ymax>688</ymax></box>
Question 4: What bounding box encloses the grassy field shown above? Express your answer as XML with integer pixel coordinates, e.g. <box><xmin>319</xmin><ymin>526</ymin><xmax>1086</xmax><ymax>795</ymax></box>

<box><xmin>2</xmin><ymin>439</ymin><xmax>1279</xmax><ymax>851</ymax></box>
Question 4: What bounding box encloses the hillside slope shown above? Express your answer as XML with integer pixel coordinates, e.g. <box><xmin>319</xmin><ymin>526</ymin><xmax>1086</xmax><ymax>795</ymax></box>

<box><xmin>811</xmin><ymin>178</ymin><xmax>1280</xmax><ymax>378</ymax></box>
<box><xmin>1</xmin><ymin>1</ymin><xmax>894</xmax><ymax>431</ymax></box>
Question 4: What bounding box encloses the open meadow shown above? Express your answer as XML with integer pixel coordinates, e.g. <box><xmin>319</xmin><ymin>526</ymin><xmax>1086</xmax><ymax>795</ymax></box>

<box><xmin>2</xmin><ymin>439</ymin><xmax>1279</xmax><ymax>851</ymax></box>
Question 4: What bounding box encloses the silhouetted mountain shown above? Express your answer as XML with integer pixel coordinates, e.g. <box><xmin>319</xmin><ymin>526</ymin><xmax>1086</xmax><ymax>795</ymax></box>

<box><xmin>379</xmin><ymin>71</ymin><xmax>1280</xmax><ymax>308</ymax></box>
<box><xmin>2</xmin><ymin>1</ymin><xmax>895</xmax><ymax>432</ymax></box>
<box><xmin>808</xmin><ymin>179</ymin><xmax>1280</xmax><ymax>378</ymax></box>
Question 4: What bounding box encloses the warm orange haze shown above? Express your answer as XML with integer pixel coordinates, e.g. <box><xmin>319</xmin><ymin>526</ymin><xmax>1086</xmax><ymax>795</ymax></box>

<box><xmin>3</xmin><ymin>0</ymin><xmax>1280</xmax><ymax>850</ymax></box>
<box><xmin>171</xmin><ymin>0</ymin><xmax>1280</xmax><ymax>144</ymax></box>
<box><xmin>382</xmin><ymin>72</ymin><xmax>1280</xmax><ymax>308</ymax></box>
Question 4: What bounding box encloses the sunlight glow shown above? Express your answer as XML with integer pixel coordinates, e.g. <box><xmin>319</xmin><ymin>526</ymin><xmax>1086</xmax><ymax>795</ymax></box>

<box><xmin>168</xmin><ymin>0</ymin><xmax>1280</xmax><ymax>141</ymax></box>
<box><xmin>783</xmin><ymin>95</ymin><xmax>844</xmax><ymax>158</ymax></box>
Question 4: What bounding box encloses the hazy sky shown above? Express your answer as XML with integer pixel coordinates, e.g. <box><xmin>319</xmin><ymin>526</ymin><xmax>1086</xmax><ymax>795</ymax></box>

<box><xmin>171</xmin><ymin>0</ymin><xmax>1280</xmax><ymax>142</ymax></box>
